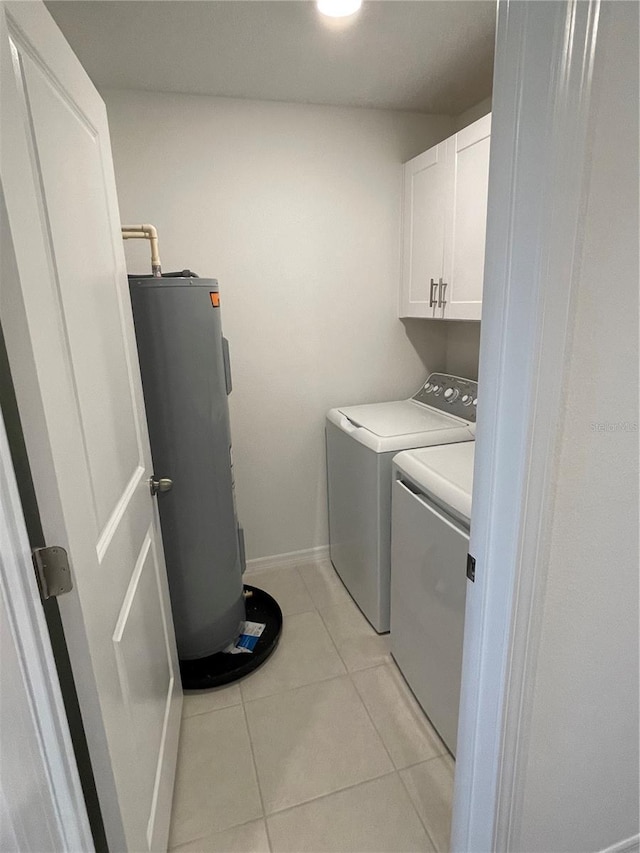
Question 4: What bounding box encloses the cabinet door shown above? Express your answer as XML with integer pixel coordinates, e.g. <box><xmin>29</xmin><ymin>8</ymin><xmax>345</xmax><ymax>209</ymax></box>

<box><xmin>400</xmin><ymin>142</ymin><xmax>449</xmax><ymax>318</ymax></box>
<box><xmin>443</xmin><ymin>114</ymin><xmax>491</xmax><ymax>321</ymax></box>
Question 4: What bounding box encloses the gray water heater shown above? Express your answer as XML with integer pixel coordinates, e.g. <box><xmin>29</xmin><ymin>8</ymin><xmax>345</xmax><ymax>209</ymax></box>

<box><xmin>128</xmin><ymin>274</ymin><xmax>245</xmax><ymax>661</ymax></box>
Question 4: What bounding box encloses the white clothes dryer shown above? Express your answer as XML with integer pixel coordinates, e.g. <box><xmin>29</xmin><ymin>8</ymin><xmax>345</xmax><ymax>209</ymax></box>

<box><xmin>326</xmin><ymin>373</ymin><xmax>477</xmax><ymax>633</ymax></box>
<box><xmin>390</xmin><ymin>442</ymin><xmax>475</xmax><ymax>755</ymax></box>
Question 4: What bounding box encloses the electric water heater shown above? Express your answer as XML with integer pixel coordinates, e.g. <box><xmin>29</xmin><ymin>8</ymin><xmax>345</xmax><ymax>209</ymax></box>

<box><xmin>128</xmin><ymin>273</ymin><xmax>246</xmax><ymax>661</ymax></box>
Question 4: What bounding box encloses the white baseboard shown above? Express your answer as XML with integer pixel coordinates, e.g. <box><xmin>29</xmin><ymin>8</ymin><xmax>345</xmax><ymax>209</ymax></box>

<box><xmin>599</xmin><ymin>835</ymin><xmax>640</xmax><ymax>853</ymax></box>
<box><xmin>245</xmin><ymin>545</ymin><xmax>330</xmax><ymax>575</ymax></box>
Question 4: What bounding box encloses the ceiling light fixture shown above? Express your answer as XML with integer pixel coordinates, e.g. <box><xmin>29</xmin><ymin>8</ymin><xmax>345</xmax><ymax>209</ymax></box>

<box><xmin>316</xmin><ymin>0</ymin><xmax>362</xmax><ymax>19</ymax></box>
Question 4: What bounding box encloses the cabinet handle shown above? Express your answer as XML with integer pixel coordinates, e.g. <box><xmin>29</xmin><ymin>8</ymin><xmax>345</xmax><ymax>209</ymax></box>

<box><xmin>438</xmin><ymin>279</ymin><xmax>448</xmax><ymax>307</ymax></box>
<box><xmin>429</xmin><ymin>278</ymin><xmax>438</xmax><ymax>307</ymax></box>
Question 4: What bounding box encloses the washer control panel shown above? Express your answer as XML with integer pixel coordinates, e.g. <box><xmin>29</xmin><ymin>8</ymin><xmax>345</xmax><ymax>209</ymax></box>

<box><xmin>412</xmin><ymin>373</ymin><xmax>478</xmax><ymax>422</ymax></box>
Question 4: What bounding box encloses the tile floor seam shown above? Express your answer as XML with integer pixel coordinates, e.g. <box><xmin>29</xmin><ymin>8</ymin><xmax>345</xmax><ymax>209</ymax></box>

<box><xmin>292</xmin><ymin>565</ymin><xmax>317</xmax><ymax>607</ymax></box>
<box><xmin>312</xmin><ymin>596</ymin><xmax>354</xmax><ymax>674</ymax></box>
<box><xmin>350</xmin><ymin>663</ymin><xmax>451</xmax><ymax>774</ymax></box>
<box><xmin>296</xmin><ymin>560</ymin><xmax>351</xmax><ymax>614</ymax></box>
<box><xmin>285</xmin><ymin>606</ymin><xmax>317</xmax><ymax>617</ymax></box>
<box><xmin>347</xmin><ymin>658</ymin><xmax>391</xmax><ymax>674</ymax></box>
<box><xmin>238</xmin><ymin>690</ymin><xmax>277</xmax><ymax>852</ymax></box>
<box><xmin>167</xmin><ymin>817</ymin><xmax>268</xmax><ymax>853</ymax></box>
<box><xmin>295</xmin><ymin>565</ymin><xmax>416</xmax><ymax>772</ymax></box>
<box><xmin>241</xmin><ymin>660</ymin><xmax>349</xmax><ymax>704</ymax></box>
<box><xmin>170</xmin><ymin>702</ymin><xmax>267</xmax><ymax>847</ymax></box>
<box><xmin>181</xmin><ymin>702</ymin><xmax>242</xmax><ymax>720</ymax></box>
<box><xmin>247</xmin><ymin>564</ymin><xmax>318</xmax><ymax>619</ymax></box>
<box><xmin>239</xmin><ymin>597</ymin><xmax>344</xmax><ymax>702</ymax></box>
<box><xmin>263</xmin><ymin>767</ymin><xmax>400</xmax><ymax>821</ymax></box>
<box><xmin>238</xmin><ymin>697</ymin><xmax>270</xmax><ymax>834</ymax></box>
<box><xmin>349</xmin><ymin>660</ymin><xmax>390</xmax><ymax>674</ymax></box>
<box><xmin>260</xmin><ymin>816</ymin><xmax>272</xmax><ymax>853</ymax></box>
<box><xmin>401</xmin><ymin>752</ymin><xmax>451</xmax><ymax>772</ymax></box>
<box><xmin>168</xmin><ymin>828</ymin><xmax>213</xmax><ymax>853</ymax></box>
<box><xmin>285</xmin><ymin>564</ymin><xmax>319</xmax><ymax>617</ymax></box>
<box><xmin>396</xmin><ymin>763</ymin><xmax>441</xmax><ymax>853</ymax></box>
<box><xmin>296</xmin><ymin>560</ymin><xmax>322</xmax><ymax>606</ymax></box>
<box><xmin>242</xmin><ymin>669</ymin><xmax>351</xmax><ymax>710</ymax></box>
<box><xmin>314</xmin><ymin>600</ymin><xmax>392</xmax><ymax>677</ymax></box>
<box><xmin>389</xmin><ymin>667</ymin><xmax>449</xmax><ymax>760</ymax></box>
<box><xmin>347</xmin><ymin>668</ymin><xmax>398</xmax><ymax>771</ymax></box>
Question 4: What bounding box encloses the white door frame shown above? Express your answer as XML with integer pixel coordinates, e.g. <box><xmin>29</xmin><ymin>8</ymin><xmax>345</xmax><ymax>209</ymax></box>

<box><xmin>0</xmin><ymin>390</ymin><xmax>93</xmax><ymax>851</ymax></box>
<box><xmin>451</xmin><ymin>1</ymin><xmax>607</xmax><ymax>850</ymax></box>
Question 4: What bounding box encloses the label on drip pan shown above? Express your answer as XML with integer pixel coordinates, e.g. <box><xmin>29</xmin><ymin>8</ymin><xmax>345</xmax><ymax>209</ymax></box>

<box><xmin>223</xmin><ymin>621</ymin><xmax>266</xmax><ymax>654</ymax></box>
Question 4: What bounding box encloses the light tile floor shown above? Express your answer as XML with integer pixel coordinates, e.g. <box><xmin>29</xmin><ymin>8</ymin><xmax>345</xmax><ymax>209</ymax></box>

<box><xmin>169</xmin><ymin>560</ymin><xmax>454</xmax><ymax>853</ymax></box>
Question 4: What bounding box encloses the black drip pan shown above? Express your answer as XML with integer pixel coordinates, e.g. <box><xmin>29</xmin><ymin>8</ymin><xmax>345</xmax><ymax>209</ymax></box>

<box><xmin>180</xmin><ymin>585</ymin><xmax>282</xmax><ymax>691</ymax></box>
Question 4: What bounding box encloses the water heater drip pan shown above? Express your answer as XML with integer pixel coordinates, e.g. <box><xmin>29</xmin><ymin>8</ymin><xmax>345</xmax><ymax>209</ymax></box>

<box><xmin>180</xmin><ymin>585</ymin><xmax>283</xmax><ymax>691</ymax></box>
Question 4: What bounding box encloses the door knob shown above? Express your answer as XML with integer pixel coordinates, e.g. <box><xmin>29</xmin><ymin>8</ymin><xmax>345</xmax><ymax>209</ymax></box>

<box><xmin>150</xmin><ymin>477</ymin><xmax>173</xmax><ymax>496</ymax></box>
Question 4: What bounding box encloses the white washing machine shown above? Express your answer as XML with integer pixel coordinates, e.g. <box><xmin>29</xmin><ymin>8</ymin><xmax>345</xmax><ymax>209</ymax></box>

<box><xmin>326</xmin><ymin>373</ymin><xmax>477</xmax><ymax>633</ymax></box>
<box><xmin>390</xmin><ymin>441</ymin><xmax>475</xmax><ymax>756</ymax></box>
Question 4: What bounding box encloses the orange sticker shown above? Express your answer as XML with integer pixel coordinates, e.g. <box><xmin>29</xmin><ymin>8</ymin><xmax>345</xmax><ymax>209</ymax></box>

<box><xmin>210</xmin><ymin>292</ymin><xmax>220</xmax><ymax>307</ymax></box>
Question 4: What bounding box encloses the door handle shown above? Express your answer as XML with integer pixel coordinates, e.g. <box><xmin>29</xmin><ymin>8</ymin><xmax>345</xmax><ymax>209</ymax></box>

<box><xmin>429</xmin><ymin>278</ymin><xmax>438</xmax><ymax>307</ymax></box>
<box><xmin>438</xmin><ymin>279</ymin><xmax>448</xmax><ymax>308</ymax></box>
<box><xmin>149</xmin><ymin>477</ymin><xmax>173</xmax><ymax>496</ymax></box>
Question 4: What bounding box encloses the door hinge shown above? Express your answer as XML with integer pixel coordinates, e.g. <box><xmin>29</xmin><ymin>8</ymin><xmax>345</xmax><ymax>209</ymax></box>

<box><xmin>32</xmin><ymin>546</ymin><xmax>73</xmax><ymax>599</ymax></box>
<box><xmin>466</xmin><ymin>553</ymin><xmax>476</xmax><ymax>583</ymax></box>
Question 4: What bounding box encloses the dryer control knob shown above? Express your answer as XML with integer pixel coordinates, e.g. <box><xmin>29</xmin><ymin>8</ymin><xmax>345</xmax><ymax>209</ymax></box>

<box><xmin>444</xmin><ymin>388</ymin><xmax>459</xmax><ymax>402</ymax></box>
<box><xmin>432</xmin><ymin>385</ymin><xmax>441</xmax><ymax>395</ymax></box>
<box><xmin>461</xmin><ymin>394</ymin><xmax>473</xmax><ymax>406</ymax></box>
<box><xmin>424</xmin><ymin>383</ymin><xmax>433</xmax><ymax>393</ymax></box>
<box><xmin>473</xmin><ymin>398</ymin><xmax>478</xmax><ymax>407</ymax></box>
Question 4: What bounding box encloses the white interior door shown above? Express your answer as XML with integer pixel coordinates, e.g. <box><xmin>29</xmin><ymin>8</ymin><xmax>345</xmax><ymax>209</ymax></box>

<box><xmin>0</xmin><ymin>3</ymin><xmax>182</xmax><ymax>851</ymax></box>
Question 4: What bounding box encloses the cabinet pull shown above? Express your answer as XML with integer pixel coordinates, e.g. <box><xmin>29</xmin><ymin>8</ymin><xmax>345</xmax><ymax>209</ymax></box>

<box><xmin>438</xmin><ymin>279</ymin><xmax>448</xmax><ymax>307</ymax></box>
<box><xmin>429</xmin><ymin>278</ymin><xmax>438</xmax><ymax>307</ymax></box>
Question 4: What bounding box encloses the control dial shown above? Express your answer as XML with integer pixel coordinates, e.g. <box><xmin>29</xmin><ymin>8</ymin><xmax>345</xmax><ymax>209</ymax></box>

<box><xmin>461</xmin><ymin>394</ymin><xmax>473</xmax><ymax>406</ymax></box>
<box><xmin>423</xmin><ymin>383</ymin><xmax>433</xmax><ymax>393</ymax></box>
<box><xmin>473</xmin><ymin>398</ymin><xmax>478</xmax><ymax>407</ymax></box>
<box><xmin>431</xmin><ymin>385</ymin><xmax>441</xmax><ymax>395</ymax></box>
<box><xmin>444</xmin><ymin>388</ymin><xmax>459</xmax><ymax>402</ymax></box>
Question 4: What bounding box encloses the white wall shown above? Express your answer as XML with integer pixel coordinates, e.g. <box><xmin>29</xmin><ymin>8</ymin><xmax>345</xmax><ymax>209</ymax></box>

<box><xmin>444</xmin><ymin>322</ymin><xmax>482</xmax><ymax>380</ymax></box>
<box><xmin>514</xmin><ymin>3</ymin><xmax>639</xmax><ymax>849</ymax></box>
<box><xmin>104</xmin><ymin>90</ymin><xmax>452</xmax><ymax>559</ymax></box>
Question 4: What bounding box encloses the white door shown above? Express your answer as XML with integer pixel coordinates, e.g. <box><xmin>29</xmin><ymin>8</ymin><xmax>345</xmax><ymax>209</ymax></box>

<box><xmin>443</xmin><ymin>114</ymin><xmax>491</xmax><ymax>321</ymax></box>
<box><xmin>0</xmin><ymin>401</ymin><xmax>93</xmax><ymax>853</ymax></box>
<box><xmin>400</xmin><ymin>142</ymin><xmax>448</xmax><ymax>318</ymax></box>
<box><xmin>0</xmin><ymin>3</ymin><xmax>182</xmax><ymax>852</ymax></box>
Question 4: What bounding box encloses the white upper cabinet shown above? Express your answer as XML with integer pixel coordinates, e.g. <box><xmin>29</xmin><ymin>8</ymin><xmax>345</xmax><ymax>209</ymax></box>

<box><xmin>401</xmin><ymin>141</ymin><xmax>449</xmax><ymax>318</ymax></box>
<box><xmin>400</xmin><ymin>114</ymin><xmax>491</xmax><ymax>321</ymax></box>
<box><xmin>444</xmin><ymin>114</ymin><xmax>491</xmax><ymax>320</ymax></box>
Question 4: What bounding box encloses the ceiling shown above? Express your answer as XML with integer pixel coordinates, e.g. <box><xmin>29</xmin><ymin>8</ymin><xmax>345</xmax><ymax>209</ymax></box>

<box><xmin>46</xmin><ymin>1</ymin><xmax>495</xmax><ymax>115</ymax></box>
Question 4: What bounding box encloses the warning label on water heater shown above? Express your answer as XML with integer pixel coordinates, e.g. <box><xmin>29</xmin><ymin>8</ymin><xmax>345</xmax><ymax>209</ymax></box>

<box><xmin>223</xmin><ymin>621</ymin><xmax>266</xmax><ymax>655</ymax></box>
